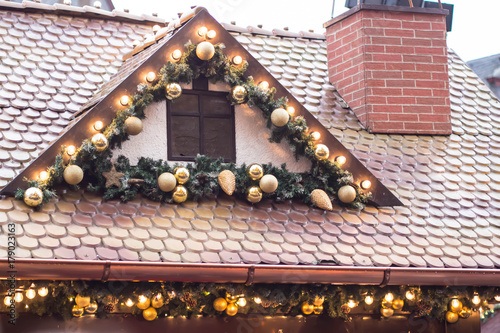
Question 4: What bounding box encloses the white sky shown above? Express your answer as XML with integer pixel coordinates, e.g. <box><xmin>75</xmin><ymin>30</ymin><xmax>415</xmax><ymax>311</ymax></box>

<box><xmin>114</xmin><ymin>0</ymin><xmax>500</xmax><ymax>62</ymax></box>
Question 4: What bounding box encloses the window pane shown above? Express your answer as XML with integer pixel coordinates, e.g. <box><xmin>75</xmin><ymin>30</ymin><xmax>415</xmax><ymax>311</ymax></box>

<box><xmin>203</xmin><ymin>118</ymin><xmax>233</xmax><ymax>160</ymax></box>
<box><xmin>171</xmin><ymin>94</ymin><xmax>199</xmax><ymax>114</ymax></box>
<box><xmin>170</xmin><ymin>116</ymin><xmax>199</xmax><ymax>157</ymax></box>
<box><xmin>201</xmin><ymin>95</ymin><xmax>231</xmax><ymax>115</ymax></box>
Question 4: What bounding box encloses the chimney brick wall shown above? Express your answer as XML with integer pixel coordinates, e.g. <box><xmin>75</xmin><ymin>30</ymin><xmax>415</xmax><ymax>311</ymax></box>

<box><xmin>325</xmin><ymin>6</ymin><xmax>451</xmax><ymax>135</ymax></box>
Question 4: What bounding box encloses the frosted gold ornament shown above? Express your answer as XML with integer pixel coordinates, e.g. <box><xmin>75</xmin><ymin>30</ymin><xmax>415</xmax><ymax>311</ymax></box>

<box><xmin>301</xmin><ymin>302</ymin><xmax>314</xmax><ymax>315</ymax></box>
<box><xmin>158</xmin><ymin>172</ymin><xmax>177</xmax><ymax>192</ymax></box>
<box><xmin>174</xmin><ymin>167</ymin><xmax>190</xmax><ymax>184</ymax></box>
<box><xmin>172</xmin><ymin>185</ymin><xmax>188</xmax><ymax>203</ymax></box>
<box><xmin>313</xmin><ymin>296</ymin><xmax>325</xmax><ymax>306</ymax></box>
<box><xmin>247</xmin><ymin>163</ymin><xmax>264</xmax><ymax>180</ymax></box>
<box><xmin>259</xmin><ymin>174</ymin><xmax>278</xmax><ymax>193</ymax></box>
<box><xmin>85</xmin><ymin>301</ymin><xmax>98</xmax><ymax>314</ymax></box>
<box><xmin>166</xmin><ymin>83</ymin><xmax>182</xmax><ymax>100</ymax></box>
<box><xmin>247</xmin><ymin>186</ymin><xmax>263</xmax><ymax>203</ymax></box>
<box><xmin>314</xmin><ymin>144</ymin><xmax>329</xmax><ymax>160</ymax></box>
<box><xmin>270</xmin><ymin>108</ymin><xmax>290</xmax><ymax>127</ymax></box>
<box><xmin>313</xmin><ymin>305</ymin><xmax>323</xmax><ymax>314</ymax></box>
<box><xmin>392</xmin><ymin>299</ymin><xmax>404</xmax><ymax>310</ymax></box>
<box><xmin>196</xmin><ymin>41</ymin><xmax>215</xmax><ymax>60</ymax></box>
<box><xmin>137</xmin><ymin>296</ymin><xmax>151</xmax><ymax>310</ymax></box>
<box><xmin>449</xmin><ymin>299</ymin><xmax>462</xmax><ymax>313</ymax></box>
<box><xmin>225</xmin><ymin>302</ymin><xmax>238</xmax><ymax>316</ymax></box>
<box><xmin>64</xmin><ymin>165</ymin><xmax>84</xmax><ymax>185</ymax></box>
<box><xmin>459</xmin><ymin>307</ymin><xmax>471</xmax><ymax>319</ymax></box>
<box><xmin>72</xmin><ymin>305</ymin><xmax>84</xmax><ymax>317</ymax></box>
<box><xmin>380</xmin><ymin>307</ymin><xmax>394</xmax><ymax>318</ymax></box>
<box><xmin>151</xmin><ymin>294</ymin><xmax>164</xmax><ymax>308</ymax></box>
<box><xmin>311</xmin><ymin>189</ymin><xmax>333</xmax><ymax>211</ymax></box>
<box><xmin>232</xmin><ymin>85</ymin><xmax>246</xmax><ymax>103</ymax></box>
<box><xmin>338</xmin><ymin>185</ymin><xmax>357</xmax><ymax>204</ymax></box>
<box><xmin>24</xmin><ymin>187</ymin><xmax>43</xmax><ymax>207</ymax></box>
<box><xmin>446</xmin><ymin>311</ymin><xmax>459</xmax><ymax>324</ymax></box>
<box><xmin>75</xmin><ymin>294</ymin><xmax>91</xmax><ymax>308</ymax></box>
<box><xmin>124</xmin><ymin>116</ymin><xmax>143</xmax><ymax>135</ymax></box>
<box><xmin>213</xmin><ymin>297</ymin><xmax>228</xmax><ymax>312</ymax></box>
<box><xmin>91</xmin><ymin>133</ymin><xmax>108</xmax><ymax>152</ymax></box>
<box><xmin>143</xmin><ymin>307</ymin><xmax>157</xmax><ymax>321</ymax></box>
<box><xmin>218</xmin><ymin>170</ymin><xmax>235</xmax><ymax>195</ymax></box>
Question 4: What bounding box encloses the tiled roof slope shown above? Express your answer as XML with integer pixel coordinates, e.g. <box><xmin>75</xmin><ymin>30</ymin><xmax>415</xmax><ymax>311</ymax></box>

<box><xmin>0</xmin><ymin>13</ymin><xmax>500</xmax><ymax>269</ymax></box>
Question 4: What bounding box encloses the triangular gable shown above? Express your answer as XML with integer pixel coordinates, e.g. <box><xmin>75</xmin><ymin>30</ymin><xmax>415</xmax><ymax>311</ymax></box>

<box><xmin>0</xmin><ymin>8</ymin><xmax>402</xmax><ymax>207</ymax></box>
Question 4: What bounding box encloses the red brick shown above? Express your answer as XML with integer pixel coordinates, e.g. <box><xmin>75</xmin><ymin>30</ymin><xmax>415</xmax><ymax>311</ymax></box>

<box><xmin>403</xmin><ymin>71</ymin><xmax>432</xmax><ymax>80</ymax></box>
<box><xmin>403</xmin><ymin>105</ymin><xmax>433</xmax><ymax>114</ymax></box>
<box><xmin>401</xmin><ymin>21</ymin><xmax>431</xmax><ymax>30</ymax></box>
<box><xmin>403</xmin><ymin>122</ymin><xmax>434</xmax><ymax>131</ymax></box>
<box><xmin>433</xmin><ymin>106</ymin><xmax>451</xmax><ymax>114</ymax></box>
<box><xmin>370</xmin><ymin>88</ymin><xmax>402</xmax><ymax>96</ymax></box>
<box><xmin>371</xmin><ymin>121</ymin><xmax>405</xmax><ymax>132</ymax></box>
<box><xmin>368</xmin><ymin>113</ymin><xmax>389</xmax><ymax>121</ymax></box>
<box><xmin>387</xmin><ymin>96</ymin><xmax>416</xmax><ymax>104</ymax></box>
<box><xmin>415</xmin><ymin>97</ymin><xmax>447</xmax><ymax>105</ymax></box>
<box><xmin>389</xmin><ymin>113</ymin><xmax>419</xmax><ymax>121</ymax></box>
<box><xmin>403</xmin><ymin>54</ymin><xmax>432</xmax><ymax>63</ymax></box>
<box><xmin>415</xmin><ymin>30</ymin><xmax>445</xmax><ymax>39</ymax></box>
<box><xmin>385</xmin><ymin>28</ymin><xmax>415</xmax><ymax>38</ymax></box>
<box><xmin>371</xmin><ymin>70</ymin><xmax>402</xmax><ymax>79</ymax></box>
<box><xmin>402</xmin><ymin>38</ymin><xmax>431</xmax><ymax>46</ymax></box>
<box><xmin>413</xmin><ymin>13</ymin><xmax>445</xmax><ymax>23</ymax></box>
<box><xmin>372</xmin><ymin>104</ymin><xmax>402</xmax><ymax>113</ymax></box>
<box><xmin>403</xmin><ymin>88</ymin><xmax>433</xmax><ymax>97</ymax></box>
<box><xmin>386</xmin><ymin>79</ymin><xmax>416</xmax><ymax>88</ymax></box>
<box><xmin>418</xmin><ymin>114</ymin><xmax>450</xmax><ymax>122</ymax></box>
<box><xmin>371</xmin><ymin>19</ymin><xmax>402</xmax><ymax>29</ymax></box>
<box><xmin>386</xmin><ymin>62</ymin><xmax>415</xmax><ymax>71</ymax></box>
<box><xmin>432</xmin><ymin>89</ymin><xmax>451</xmax><ymax>97</ymax></box>
<box><xmin>415</xmin><ymin>63</ymin><xmax>446</xmax><ymax>72</ymax></box>
<box><xmin>414</xmin><ymin>47</ymin><xmax>445</xmax><ymax>56</ymax></box>
<box><xmin>372</xmin><ymin>53</ymin><xmax>402</xmax><ymax>62</ymax></box>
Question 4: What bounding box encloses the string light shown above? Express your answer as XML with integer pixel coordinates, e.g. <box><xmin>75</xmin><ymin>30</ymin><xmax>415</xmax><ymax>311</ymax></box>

<box><xmin>206</xmin><ymin>30</ymin><xmax>216</xmax><ymax>39</ymax></box>
<box><xmin>138</xmin><ymin>295</ymin><xmax>148</xmax><ymax>304</ymax></box>
<box><xmin>66</xmin><ymin>145</ymin><xmax>76</xmax><ymax>156</ymax></box>
<box><xmin>38</xmin><ymin>287</ymin><xmax>48</xmax><ymax>297</ymax></box>
<box><xmin>197</xmin><ymin>26</ymin><xmax>208</xmax><ymax>37</ymax></box>
<box><xmin>171</xmin><ymin>49</ymin><xmax>182</xmax><ymax>61</ymax></box>
<box><xmin>4</xmin><ymin>296</ymin><xmax>11</xmax><ymax>306</ymax></box>
<box><xmin>258</xmin><ymin>81</ymin><xmax>269</xmax><ymax>91</ymax></box>
<box><xmin>347</xmin><ymin>299</ymin><xmax>357</xmax><ymax>308</ymax></box>
<box><xmin>364</xmin><ymin>295</ymin><xmax>374</xmax><ymax>305</ymax></box>
<box><xmin>311</xmin><ymin>131</ymin><xmax>320</xmax><ymax>140</ymax></box>
<box><xmin>450</xmin><ymin>298</ymin><xmax>461</xmax><ymax>309</ymax></box>
<box><xmin>39</xmin><ymin>171</ymin><xmax>49</xmax><ymax>182</ymax></box>
<box><xmin>253</xmin><ymin>297</ymin><xmax>262</xmax><ymax>304</ymax></box>
<box><xmin>405</xmin><ymin>290</ymin><xmax>415</xmax><ymax>301</ymax></box>
<box><xmin>232</xmin><ymin>55</ymin><xmax>243</xmax><ymax>65</ymax></box>
<box><xmin>237</xmin><ymin>297</ymin><xmax>247</xmax><ymax>307</ymax></box>
<box><xmin>146</xmin><ymin>72</ymin><xmax>156</xmax><ymax>83</ymax></box>
<box><xmin>495</xmin><ymin>295</ymin><xmax>500</xmax><ymax>302</ymax></box>
<box><xmin>360</xmin><ymin>180</ymin><xmax>372</xmax><ymax>190</ymax></box>
<box><xmin>93</xmin><ymin>120</ymin><xmax>104</xmax><ymax>131</ymax></box>
<box><xmin>335</xmin><ymin>155</ymin><xmax>346</xmax><ymax>166</ymax></box>
<box><xmin>15</xmin><ymin>292</ymin><xmax>23</xmax><ymax>302</ymax></box>
<box><xmin>385</xmin><ymin>293</ymin><xmax>394</xmax><ymax>302</ymax></box>
<box><xmin>472</xmin><ymin>293</ymin><xmax>481</xmax><ymax>306</ymax></box>
<box><xmin>120</xmin><ymin>95</ymin><xmax>130</xmax><ymax>106</ymax></box>
<box><xmin>287</xmin><ymin>106</ymin><xmax>295</xmax><ymax>116</ymax></box>
<box><xmin>26</xmin><ymin>289</ymin><xmax>36</xmax><ymax>300</ymax></box>
<box><xmin>125</xmin><ymin>299</ymin><xmax>134</xmax><ymax>307</ymax></box>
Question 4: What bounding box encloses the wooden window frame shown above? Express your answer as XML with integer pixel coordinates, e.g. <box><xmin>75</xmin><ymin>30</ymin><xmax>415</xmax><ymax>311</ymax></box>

<box><xmin>166</xmin><ymin>85</ymin><xmax>236</xmax><ymax>163</ymax></box>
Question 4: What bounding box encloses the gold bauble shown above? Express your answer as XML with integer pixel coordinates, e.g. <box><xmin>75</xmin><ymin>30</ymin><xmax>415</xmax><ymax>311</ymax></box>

<box><xmin>247</xmin><ymin>163</ymin><xmax>264</xmax><ymax>180</ymax></box>
<box><xmin>311</xmin><ymin>189</ymin><xmax>333</xmax><ymax>211</ymax></box>
<box><xmin>313</xmin><ymin>296</ymin><xmax>325</xmax><ymax>306</ymax></box>
<box><xmin>158</xmin><ymin>172</ymin><xmax>177</xmax><ymax>192</ymax></box>
<box><xmin>174</xmin><ymin>167</ymin><xmax>190</xmax><ymax>184</ymax></box>
<box><xmin>225</xmin><ymin>293</ymin><xmax>238</xmax><ymax>303</ymax></box>
<box><xmin>151</xmin><ymin>294</ymin><xmax>164</xmax><ymax>308</ymax></box>
<box><xmin>313</xmin><ymin>305</ymin><xmax>323</xmax><ymax>314</ymax></box>
<box><xmin>232</xmin><ymin>85</ymin><xmax>246</xmax><ymax>103</ymax></box>
<box><xmin>247</xmin><ymin>186</ymin><xmax>263</xmax><ymax>204</ymax></box>
<box><xmin>218</xmin><ymin>170</ymin><xmax>236</xmax><ymax>195</ymax></box>
<box><xmin>85</xmin><ymin>301</ymin><xmax>98</xmax><ymax>314</ymax></box>
<box><xmin>392</xmin><ymin>299</ymin><xmax>404</xmax><ymax>310</ymax></box>
<box><xmin>446</xmin><ymin>311</ymin><xmax>459</xmax><ymax>324</ymax></box>
<box><xmin>143</xmin><ymin>307</ymin><xmax>157</xmax><ymax>321</ymax></box>
<box><xmin>137</xmin><ymin>297</ymin><xmax>151</xmax><ymax>310</ymax></box>
<box><xmin>166</xmin><ymin>83</ymin><xmax>182</xmax><ymax>99</ymax></box>
<box><xmin>381</xmin><ymin>299</ymin><xmax>392</xmax><ymax>309</ymax></box>
<box><xmin>380</xmin><ymin>307</ymin><xmax>394</xmax><ymax>318</ymax></box>
<box><xmin>63</xmin><ymin>165</ymin><xmax>84</xmax><ymax>185</ymax></box>
<box><xmin>270</xmin><ymin>108</ymin><xmax>290</xmax><ymax>127</ymax></box>
<box><xmin>213</xmin><ymin>297</ymin><xmax>228</xmax><ymax>312</ymax></box>
<box><xmin>459</xmin><ymin>307</ymin><xmax>471</xmax><ymax>319</ymax></box>
<box><xmin>91</xmin><ymin>133</ymin><xmax>108</xmax><ymax>152</ymax></box>
<box><xmin>172</xmin><ymin>185</ymin><xmax>188</xmax><ymax>203</ymax></box>
<box><xmin>24</xmin><ymin>187</ymin><xmax>43</xmax><ymax>207</ymax></box>
<box><xmin>314</xmin><ymin>144</ymin><xmax>329</xmax><ymax>160</ymax></box>
<box><xmin>124</xmin><ymin>116</ymin><xmax>143</xmax><ymax>136</ymax></box>
<box><xmin>72</xmin><ymin>305</ymin><xmax>84</xmax><ymax>317</ymax></box>
<box><xmin>225</xmin><ymin>302</ymin><xmax>238</xmax><ymax>316</ymax></box>
<box><xmin>196</xmin><ymin>41</ymin><xmax>215</xmax><ymax>60</ymax></box>
<box><xmin>75</xmin><ymin>294</ymin><xmax>90</xmax><ymax>308</ymax></box>
<box><xmin>259</xmin><ymin>174</ymin><xmax>278</xmax><ymax>193</ymax></box>
<box><xmin>301</xmin><ymin>302</ymin><xmax>314</xmax><ymax>315</ymax></box>
<box><xmin>449</xmin><ymin>299</ymin><xmax>463</xmax><ymax>313</ymax></box>
<box><xmin>338</xmin><ymin>185</ymin><xmax>357</xmax><ymax>204</ymax></box>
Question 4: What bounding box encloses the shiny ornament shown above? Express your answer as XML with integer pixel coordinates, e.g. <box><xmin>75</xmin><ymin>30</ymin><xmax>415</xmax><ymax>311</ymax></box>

<box><xmin>38</xmin><ymin>287</ymin><xmax>48</xmax><ymax>297</ymax></box>
<box><xmin>247</xmin><ymin>186</ymin><xmax>263</xmax><ymax>203</ymax></box>
<box><xmin>158</xmin><ymin>172</ymin><xmax>177</xmax><ymax>192</ymax></box>
<box><xmin>85</xmin><ymin>301</ymin><xmax>98</xmax><ymax>314</ymax></box>
<box><xmin>174</xmin><ymin>167</ymin><xmax>190</xmax><ymax>184</ymax></box>
<box><xmin>392</xmin><ymin>299</ymin><xmax>404</xmax><ymax>310</ymax></box>
<box><xmin>213</xmin><ymin>297</ymin><xmax>228</xmax><ymax>312</ymax></box>
<box><xmin>259</xmin><ymin>174</ymin><xmax>278</xmax><ymax>193</ymax></box>
<box><xmin>196</xmin><ymin>41</ymin><xmax>215</xmax><ymax>60</ymax></box>
<box><xmin>381</xmin><ymin>308</ymin><xmax>394</xmax><ymax>318</ymax></box>
<box><xmin>459</xmin><ymin>307</ymin><xmax>471</xmax><ymax>319</ymax></box>
<box><xmin>338</xmin><ymin>185</ymin><xmax>357</xmax><ymax>204</ymax></box>
<box><xmin>172</xmin><ymin>185</ymin><xmax>188</xmax><ymax>203</ymax></box>
<box><xmin>446</xmin><ymin>311</ymin><xmax>459</xmax><ymax>324</ymax></box>
<box><xmin>72</xmin><ymin>305</ymin><xmax>84</xmax><ymax>317</ymax></box>
<box><xmin>137</xmin><ymin>296</ymin><xmax>151</xmax><ymax>310</ymax></box>
<box><xmin>314</xmin><ymin>144</ymin><xmax>329</xmax><ymax>160</ymax></box>
<box><xmin>313</xmin><ymin>305</ymin><xmax>323</xmax><ymax>314</ymax></box>
<box><xmin>247</xmin><ymin>163</ymin><xmax>264</xmax><ymax>180</ymax></box>
<box><xmin>152</xmin><ymin>294</ymin><xmax>164</xmax><ymax>308</ymax></box>
<box><xmin>449</xmin><ymin>299</ymin><xmax>463</xmax><ymax>313</ymax></box>
<box><xmin>91</xmin><ymin>133</ymin><xmax>108</xmax><ymax>152</ymax></box>
<box><xmin>232</xmin><ymin>85</ymin><xmax>246</xmax><ymax>103</ymax></box>
<box><xmin>166</xmin><ymin>83</ymin><xmax>182</xmax><ymax>100</ymax></box>
<box><xmin>24</xmin><ymin>187</ymin><xmax>43</xmax><ymax>207</ymax></box>
<box><xmin>301</xmin><ymin>302</ymin><xmax>314</xmax><ymax>315</ymax></box>
<box><xmin>143</xmin><ymin>307</ymin><xmax>157</xmax><ymax>321</ymax></box>
<box><xmin>225</xmin><ymin>293</ymin><xmax>239</xmax><ymax>303</ymax></box>
<box><xmin>311</xmin><ymin>189</ymin><xmax>333</xmax><ymax>211</ymax></box>
<box><xmin>63</xmin><ymin>165</ymin><xmax>84</xmax><ymax>185</ymax></box>
<box><xmin>218</xmin><ymin>170</ymin><xmax>236</xmax><ymax>195</ymax></box>
<box><xmin>270</xmin><ymin>108</ymin><xmax>290</xmax><ymax>127</ymax></box>
<box><xmin>225</xmin><ymin>302</ymin><xmax>238</xmax><ymax>316</ymax></box>
<box><xmin>313</xmin><ymin>296</ymin><xmax>325</xmax><ymax>306</ymax></box>
<box><xmin>124</xmin><ymin>116</ymin><xmax>143</xmax><ymax>135</ymax></box>
<box><xmin>75</xmin><ymin>295</ymin><xmax>91</xmax><ymax>308</ymax></box>
<box><xmin>381</xmin><ymin>300</ymin><xmax>392</xmax><ymax>309</ymax></box>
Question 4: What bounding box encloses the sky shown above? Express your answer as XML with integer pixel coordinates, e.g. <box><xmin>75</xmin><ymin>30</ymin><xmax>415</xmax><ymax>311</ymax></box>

<box><xmin>114</xmin><ymin>0</ymin><xmax>500</xmax><ymax>62</ymax></box>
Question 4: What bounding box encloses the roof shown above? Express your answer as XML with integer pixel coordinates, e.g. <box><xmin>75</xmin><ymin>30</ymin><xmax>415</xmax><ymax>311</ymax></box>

<box><xmin>0</xmin><ymin>5</ymin><xmax>500</xmax><ymax>272</ymax></box>
<box><xmin>467</xmin><ymin>53</ymin><xmax>500</xmax><ymax>81</ymax></box>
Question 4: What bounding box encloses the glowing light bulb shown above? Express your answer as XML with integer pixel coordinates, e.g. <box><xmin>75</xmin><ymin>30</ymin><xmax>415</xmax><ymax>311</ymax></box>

<box><xmin>365</xmin><ymin>295</ymin><xmax>374</xmax><ymax>305</ymax></box>
<box><xmin>93</xmin><ymin>120</ymin><xmax>104</xmax><ymax>131</ymax></box>
<box><xmin>197</xmin><ymin>26</ymin><xmax>208</xmax><ymax>37</ymax></box>
<box><xmin>26</xmin><ymin>289</ymin><xmax>36</xmax><ymax>300</ymax></box>
<box><xmin>311</xmin><ymin>131</ymin><xmax>320</xmax><ymax>140</ymax></box>
<box><xmin>146</xmin><ymin>72</ymin><xmax>156</xmax><ymax>83</ymax></box>
<box><xmin>38</xmin><ymin>287</ymin><xmax>48</xmax><ymax>297</ymax></box>
<box><xmin>66</xmin><ymin>145</ymin><xmax>76</xmax><ymax>156</ymax></box>
<box><xmin>206</xmin><ymin>30</ymin><xmax>216</xmax><ymax>39</ymax></box>
<box><xmin>125</xmin><ymin>298</ymin><xmax>134</xmax><ymax>307</ymax></box>
<box><xmin>138</xmin><ymin>295</ymin><xmax>148</xmax><ymax>303</ymax></box>
<box><xmin>253</xmin><ymin>297</ymin><xmax>262</xmax><ymax>304</ymax></box>
<box><xmin>347</xmin><ymin>299</ymin><xmax>356</xmax><ymax>308</ymax></box>
<box><xmin>405</xmin><ymin>290</ymin><xmax>415</xmax><ymax>301</ymax></box>
<box><xmin>232</xmin><ymin>55</ymin><xmax>243</xmax><ymax>65</ymax></box>
<box><xmin>120</xmin><ymin>95</ymin><xmax>130</xmax><ymax>106</ymax></box>
<box><xmin>39</xmin><ymin>171</ymin><xmax>49</xmax><ymax>182</ymax></box>
<box><xmin>258</xmin><ymin>81</ymin><xmax>269</xmax><ymax>91</ymax></box>
<box><xmin>4</xmin><ymin>296</ymin><xmax>11</xmax><ymax>306</ymax></box>
<box><xmin>237</xmin><ymin>297</ymin><xmax>247</xmax><ymax>307</ymax></box>
<box><xmin>171</xmin><ymin>49</ymin><xmax>182</xmax><ymax>61</ymax></box>
<box><xmin>15</xmin><ymin>292</ymin><xmax>23</xmax><ymax>303</ymax></box>
<box><xmin>495</xmin><ymin>295</ymin><xmax>500</xmax><ymax>302</ymax></box>
<box><xmin>335</xmin><ymin>155</ymin><xmax>346</xmax><ymax>166</ymax></box>
<box><xmin>472</xmin><ymin>294</ymin><xmax>481</xmax><ymax>306</ymax></box>
<box><xmin>360</xmin><ymin>180</ymin><xmax>372</xmax><ymax>190</ymax></box>
<box><xmin>450</xmin><ymin>298</ymin><xmax>460</xmax><ymax>309</ymax></box>
<box><xmin>287</xmin><ymin>106</ymin><xmax>295</xmax><ymax>116</ymax></box>
<box><xmin>385</xmin><ymin>293</ymin><xmax>394</xmax><ymax>302</ymax></box>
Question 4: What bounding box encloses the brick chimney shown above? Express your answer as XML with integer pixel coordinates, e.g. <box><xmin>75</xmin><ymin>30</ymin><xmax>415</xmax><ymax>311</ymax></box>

<box><xmin>324</xmin><ymin>4</ymin><xmax>451</xmax><ymax>134</ymax></box>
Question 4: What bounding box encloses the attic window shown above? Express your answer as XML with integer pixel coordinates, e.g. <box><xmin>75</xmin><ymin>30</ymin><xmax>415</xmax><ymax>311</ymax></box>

<box><xmin>167</xmin><ymin>79</ymin><xmax>235</xmax><ymax>162</ymax></box>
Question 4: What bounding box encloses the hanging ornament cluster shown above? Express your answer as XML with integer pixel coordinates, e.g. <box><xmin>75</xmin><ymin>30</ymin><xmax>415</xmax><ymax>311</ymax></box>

<box><xmin>246</xmin><ymin>163</ymin><xmax>278</xmax><ymax>203</ymax></box>
<box><xmin>72</xmin><ymin>295</ymin><xmax>98</xmax><ymax>317</ymax></box>
<box><xmin>446</xmin><ymin>298</ymin><xmax>472</xmax><ymax>324</ymax></box>
<box><xmin>157</xmin><ymin>167</ymin><xmax>190</xmax><ymax>203</ymax></box>
<box><xmin>135</xmin><ymin>294</ymin><xmax>164</xmax><ymax>321</ymax></box>
<box><xmin>302</xmin><ymin>296</ymin><xmax>324</xmax><ymax>315</ymax></box>
<box><xmin>379</xmin><ymin>293</ymin><xmax>405</xmax><ymax>318</ymax></box>
<box><xmin>212</xmin><ymin>293</ymin><xmax>245</xmax><ymax>316</ymax></box>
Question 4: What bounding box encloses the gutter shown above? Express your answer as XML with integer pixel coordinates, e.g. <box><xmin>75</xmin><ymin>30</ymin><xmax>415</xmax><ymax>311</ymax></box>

<box><xmin>1</xmin><ymin>259</ymin><xmax>499</xmax><ymax>286</ymax></box>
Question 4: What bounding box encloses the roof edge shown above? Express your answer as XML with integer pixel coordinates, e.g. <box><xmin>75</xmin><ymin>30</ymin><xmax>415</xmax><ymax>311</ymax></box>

<box><xmin>2</xmin><ymin>259</ymin><xmax>499</xmax><ymax>286</ymax></box>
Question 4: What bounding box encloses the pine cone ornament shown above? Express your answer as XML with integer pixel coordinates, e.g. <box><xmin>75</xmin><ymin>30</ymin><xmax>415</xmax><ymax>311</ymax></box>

<box><xmin>261</xmin><ymin>299</ymin><xmax>272</xmax><ymax>308</ymax></box>
<box><xmin>341</xmin><ymin>304</ymin><xmax>351</xmax><ymax>314</ymax></box>
<box><xmin>180</xmin><ymin>292</ymin><xmax>197</xmax><ymax>308</ymax></box>
<box><xmin>414</xmin><ymin>300</ymin><xmax>432</xmax><ymax>317</ymax></box>
<box><xmin>103</xmin><ymin>303</ymin><xmax>114</xmax><ymax>313</ymax></box>
<box><xmin>311</xmin><ymin>189</ymin><xmax>333</xmax><ymax>211</ymax></box>
<box><xmin>196</xmin><ymin>173</ymin><xmax>209</xmax><ymax>185</ymax></box>
<box><xmin>218</xmin><ymin>170</ymin><xmax>235</xmax><ymax>195</ymax></box>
